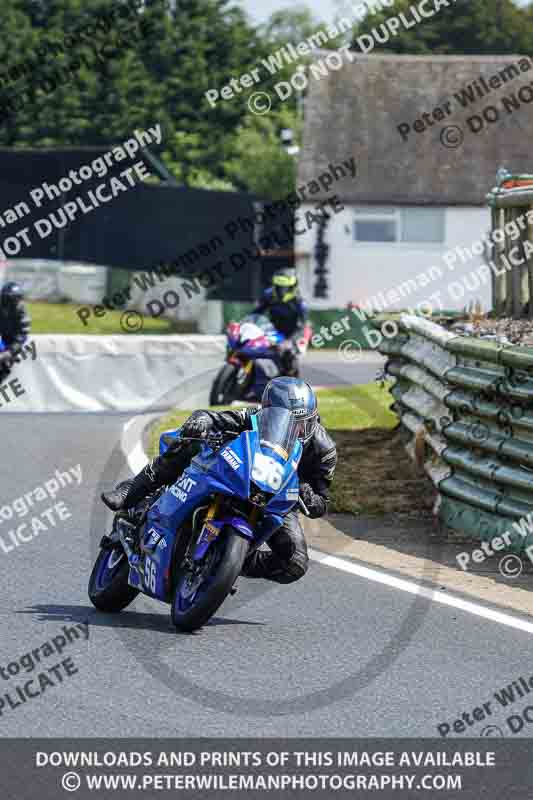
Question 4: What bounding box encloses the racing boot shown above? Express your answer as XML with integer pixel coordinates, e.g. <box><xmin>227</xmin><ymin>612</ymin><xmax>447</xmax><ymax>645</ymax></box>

<box><xmin>101</xmin><ymin>464</ymin><xmax>158</xmax><ymax>512</ymax></box>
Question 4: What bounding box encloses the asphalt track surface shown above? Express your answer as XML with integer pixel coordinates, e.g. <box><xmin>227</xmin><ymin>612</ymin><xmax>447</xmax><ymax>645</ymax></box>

<box><xmin>2</xmin><ymin>352</ymin><xmax>533</xmax><ymax>739</ymax></box>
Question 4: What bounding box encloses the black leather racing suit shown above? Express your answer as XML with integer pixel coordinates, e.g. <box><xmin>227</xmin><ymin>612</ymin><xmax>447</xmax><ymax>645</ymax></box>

<box><xmin>0</xmin><ymin>294</ymin><xmax>30</xmax><ymax>382</ymax></box>
<box><xmin>253</xmin><ymin>288</ymin><xmax>308</xmax><ymax>376</ymax></box>
<box><xmin>110</xmin><ymin>407</ymin><xmax>337</xmax><ymax>584</ymax></box>
<box><xmin>253</xmin><ymin>288</ymin><xmax>308</xmax><ymax>340</ymax></box>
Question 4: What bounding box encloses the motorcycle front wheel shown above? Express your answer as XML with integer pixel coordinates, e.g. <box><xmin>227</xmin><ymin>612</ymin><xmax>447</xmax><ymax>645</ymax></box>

<box><xmin>209</xmin><ymin>363</ymin><xmax>240</xmax><ymax>405</ymax></box>
<box><xmin>171</xmin><ymin>528</ymin><xmax>249</xmax><ymax>632</ymax></box>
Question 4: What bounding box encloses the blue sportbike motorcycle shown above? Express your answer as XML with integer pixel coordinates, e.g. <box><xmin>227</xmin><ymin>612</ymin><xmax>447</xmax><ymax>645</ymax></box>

<box><xmin>209</xmin><ymin>313</ymin><xmax>312</xmax><ymax>405</ymax></box>
<box><xmin>89</xmin><ymin>407</ymin><xmax>306</xmax><ymax>631</ymax></box>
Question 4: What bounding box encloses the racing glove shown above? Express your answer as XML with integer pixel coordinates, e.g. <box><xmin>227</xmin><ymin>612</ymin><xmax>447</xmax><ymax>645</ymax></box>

<box><xmin>300</xmin><ymin>482</ymin><xmax>328</xmax><ymax>519</ymax></box>
<box><xmin>181</xmin><ymin>412</ymin><xmax>212</xmax><ymax>439</ymax></box>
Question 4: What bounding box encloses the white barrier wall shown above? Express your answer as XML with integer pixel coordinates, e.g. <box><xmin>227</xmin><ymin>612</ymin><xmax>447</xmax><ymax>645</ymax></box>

<box><xmin>0</xmin><ymin>335</ymin><xmax>226</xmax><ymax>413</ymax></box>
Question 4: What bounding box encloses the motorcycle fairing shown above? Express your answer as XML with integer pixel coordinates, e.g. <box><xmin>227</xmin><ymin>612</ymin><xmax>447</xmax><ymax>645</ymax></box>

<box><xmin>141</xmin><ymin>424</ymin><xmax>300</xmax><ymax>597</ymax></box>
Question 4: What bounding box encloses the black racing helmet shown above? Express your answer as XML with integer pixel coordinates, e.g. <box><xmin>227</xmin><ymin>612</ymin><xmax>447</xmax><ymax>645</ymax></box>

<box><xmin>1</xmin><ymin>281</ymin><xmax>23</xmax><ymax>306</ymax></box>
<box><xmin>261</xmin><ymin>377</ymin><xmax>318</xmax><ymax>443</ymax></box>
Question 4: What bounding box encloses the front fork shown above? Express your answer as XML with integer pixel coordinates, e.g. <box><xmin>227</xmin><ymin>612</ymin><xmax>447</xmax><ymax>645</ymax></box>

<box><xmin>237</xmin><ymin>360</ymin><xmax>253</xmax><ymax>386</ymax></box>
<box><xmin>228</xmin><ymin>355</ymin><xmax>253</xmax><ymax>388</ymax></box>
<box><xmin>188</xmin><ymin>495</ymin><xmax>259</xmax><ymax>563</ymax></box>
<box><xmin>108</xmin><ymin>497</ymin><xmax>224</xmax><ymax>587</ymax></box>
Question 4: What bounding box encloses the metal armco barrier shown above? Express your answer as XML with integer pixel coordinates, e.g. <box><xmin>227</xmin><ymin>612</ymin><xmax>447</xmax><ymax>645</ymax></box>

<box><xmin>377</xmin><ymin>314</ymin><xmax>533</xmax><ymax>553</ymax></box>
<box><xmin>487</xmin><ymin>171</ymin><xmax>533</xmax><ymax>318</ymax></box>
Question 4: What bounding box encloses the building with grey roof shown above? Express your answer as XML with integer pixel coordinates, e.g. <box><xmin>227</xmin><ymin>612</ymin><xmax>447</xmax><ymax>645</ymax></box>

<box><xmin>294</xmin><ymin>53</ymin><xmax>533</xmax><ymax>313</ymax></box>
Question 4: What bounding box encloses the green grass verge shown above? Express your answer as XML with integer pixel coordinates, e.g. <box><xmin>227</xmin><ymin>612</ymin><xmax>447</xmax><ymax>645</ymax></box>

<box><xmin>148</xmin><ymin>383</ymin><xmax>398</xmax><ymax>515</ymax></box>
<box><xmin>28</xmin><ymin>302</ymin><xmax>197</xmax><ymax>335</ymax></box>
<box><xmin>312</xmin><ymin>383</ymin><xmax>396</xmax><ymax>430</ymax></box>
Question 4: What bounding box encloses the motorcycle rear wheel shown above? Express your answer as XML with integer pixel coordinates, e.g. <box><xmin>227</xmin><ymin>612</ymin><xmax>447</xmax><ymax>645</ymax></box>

<box><xmin>171</xmin><ymin>528</ymin><xmax>249</xmax><ymax>632</ymax></box>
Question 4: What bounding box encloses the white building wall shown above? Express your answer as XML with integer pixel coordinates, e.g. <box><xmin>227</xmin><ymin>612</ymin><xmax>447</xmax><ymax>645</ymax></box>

<box><xmin>296</xmin><ymin>204</ymin><xmax>493</xmax><ymax>312</ymax></box>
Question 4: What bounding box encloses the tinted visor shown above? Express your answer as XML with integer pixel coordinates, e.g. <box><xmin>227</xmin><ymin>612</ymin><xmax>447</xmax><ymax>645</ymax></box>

<box><xmin>257</xmin><ymin>407</ymin><xmax>299</xmax><ymax>459</ymax></box>
<box><xmin>293</xmin><ymin>410</ymin><xmax>318</xmax><ymax>443</ymax></box>
<box><xmin>272</xmin><ymin>274</ymin><xmax>296</xmax><ymax>287</ymax></box>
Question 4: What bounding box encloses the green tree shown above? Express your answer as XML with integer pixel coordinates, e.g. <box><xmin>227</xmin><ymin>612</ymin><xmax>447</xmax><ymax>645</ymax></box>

<box><xmin>0</xmin><ymin>0</ymin><xmax>315</xmax><ymax>199</ymax></box>
<box><xmin>161</xmin><ymin>131</ymin><xmax>235</xmax><ymax>189</ymax></box>
<box><xmin>260</xmin><ymin>6</ymin><xmax>321</xmax><ymax>45</ymax></box>
<box><xmin>223</xmin><ymin>109</ymin><xmax>299</xmax><ymax>199</ymax></box>
<box><xmin>160</xmin><ymin>0</ymin><xmax>266</xmax><ymax>183</ymax></box>
<box><xmin>221</xmin><ymin>5</ymin><xmax>341</xmax><ymax>199</ymax></box>
<box><xmin>0</xmin><ymin>0</ymin><xmax>264</xmax><ymax>159</ymax></box>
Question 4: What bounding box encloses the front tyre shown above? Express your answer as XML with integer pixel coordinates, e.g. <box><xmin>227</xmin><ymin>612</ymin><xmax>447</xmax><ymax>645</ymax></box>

<box><xmin>171</xmin><ymin>529</ymin><xmax>249</xmax><ymax>632</ymax></box>
<box><xmin>88</xmin><ymin>547</ymin><xmax>139</xmax><ymax>612</ymax></box>
<box><xmin>209</xmin><ymin>363</ymin><xmax>240</xmax><ymax>405</ymax></box>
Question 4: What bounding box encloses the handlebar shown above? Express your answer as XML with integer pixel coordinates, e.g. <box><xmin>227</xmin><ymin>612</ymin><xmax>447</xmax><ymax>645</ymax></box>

<box><xmin>178</xmin><ymin>431</ymin><xmax>234</xmax><ymax>449</ymax></box>
<box><xmin>298</xmin><ymin>496</ymin><xmax>311</xmax><ymax>516</ymax></box>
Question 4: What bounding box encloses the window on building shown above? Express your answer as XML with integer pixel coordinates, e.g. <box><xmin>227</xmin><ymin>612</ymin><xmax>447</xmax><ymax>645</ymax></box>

<box><xmin>401</xmin><ymin>208</ymin><xmax>445</xmax><ymax>243</ymax></box>
<box><xmin>353</xmin><ymin>207</ymin><xmax>445</xmax><ymax>243</ymax></box>
<box><xmin>353</xmin><ymin>208</ymin><xmax>398</xmax><ymax>243</ymax></box>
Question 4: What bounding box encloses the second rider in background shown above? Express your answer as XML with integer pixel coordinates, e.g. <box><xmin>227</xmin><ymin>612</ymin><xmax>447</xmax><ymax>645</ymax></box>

<box><xmin>253</xmin><ymin>268</ymin><xmax>308</xmax><ymax>378</ymax></box>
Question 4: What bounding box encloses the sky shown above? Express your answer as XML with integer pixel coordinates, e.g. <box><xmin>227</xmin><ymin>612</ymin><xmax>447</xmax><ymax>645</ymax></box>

<box><xmin>238</xmin><ymin>0</ymin><xmax>345</xmax><ymax>25</ymax></box>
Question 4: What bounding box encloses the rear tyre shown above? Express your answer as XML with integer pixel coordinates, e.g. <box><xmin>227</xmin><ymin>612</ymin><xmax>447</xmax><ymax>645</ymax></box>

<box><xmin>88</xmin><ymin>548</ymin><xmax>139</xmax><ymax>612</ymax></box>
<box><xmin>171</xmin><ymin>529</ymin><xmax>249</xmax><ymax>632</ymax></box>
<box><xmin>209</xmin><ymin>363</ymin><xmax>240</xmax><ymax>405</ymax></box>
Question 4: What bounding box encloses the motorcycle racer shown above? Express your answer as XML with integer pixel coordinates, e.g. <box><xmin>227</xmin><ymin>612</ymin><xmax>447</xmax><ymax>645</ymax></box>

<box><xmin>0</xmin><ymin>282</ymin><xmax>31</xmax><ymax>383</ymax></box>
<box><xmin>254</xmin><ymin>269</ymin><xmax>308</xmax><ymax>377</ymax></box>
<box><xmin>102</xmin><ymin>378</ymin><xmax>336</xmax><ymax>585</ymax></box>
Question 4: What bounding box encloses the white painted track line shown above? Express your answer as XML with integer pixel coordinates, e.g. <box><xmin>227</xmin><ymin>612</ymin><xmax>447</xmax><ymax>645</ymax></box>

<box><xmin>311</xmin><ymin>549</ymin><xmax>533</xmax><ymax>635</ymax></box>
<box><xmin>123</xmin><ymin>417</ymin><xmax>533</xmax><ymax>637</ymax></box>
